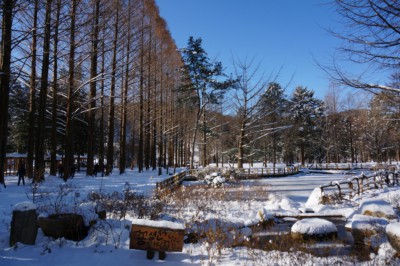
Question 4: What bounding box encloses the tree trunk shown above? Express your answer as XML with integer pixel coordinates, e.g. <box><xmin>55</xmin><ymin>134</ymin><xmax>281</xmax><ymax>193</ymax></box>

<box><xmin>106</xmin><ymin>1</ymin><xmax>119</xmax><ymax>176</ymax></box>
<box><xmin>27</xmin><ymin>0</ymin><xmax>39</xmax><ymax>179</ymax></box>
<box><xmin>237</xmin><ymin>120</ymin><xmax>245</xmax><ymax>169</ymax></box>
<box><xmin>145</xmin><ymin>29</ymin><xmax>152</xmax><ymax>170</ymax></box>
<box><xmin>202</xmin><ymin>109</ymin><xmax>207</xmax><ymax>166</ymax></box>
<box><xmin>87</xmin><ymin>0</ymin><xmax>100</xmax><ymax>176</ymax></box>
<box><xmin>119</xmin><ymin>3</ymin><xmax>131</xmax><ymax>175</ymax></box>
<box><xmin>0</xmin><ymin>0</ymin><xmax>15</xmax><ymax>187</ymax></box>
<box><xmin>138</xmin><ymin>17</ymin><xmax>144</xmax><ymax>173</ymax></box>
<box><xmin>50</xmin><ymin>0</ymin><xmax>61</xmax><ymax>176</ymax></box>
<box><xmin>157</xmin><ymin>54</ymin><xmax>164</xmax><ymax>174</ymax></box>
<box><xmin>99</xmin><ymin>31</ymin><xmax>105</xmax><ymax>176</ymax></box>
<box><xmin>300</xmin><ymin>142</ymin><xmax>305</xmax><ymax>167</ymax></box>
<box><xmin>63</xmin><ymin>0</ymin><xmax>77</xmax><ymax>181</ymax></box>
<box><xmin>34</xmin><ymin>0</ymin><xmax>52</xmax><ymax>183</ymax></box>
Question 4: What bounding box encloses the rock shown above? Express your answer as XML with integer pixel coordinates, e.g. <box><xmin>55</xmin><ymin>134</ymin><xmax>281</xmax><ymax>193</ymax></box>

<box><xmin>358</xmin><ymin>199</ymin><xmax>397</xmax><ymax>219</ymax></box>
<box><xmin>305</xmin><ymin>187</ymin><xmax>323</xmax><ymax>210</ymax></box>
<box><xmin>346</xmin><ymin>214</ymin><xmax>388</xmax><ymax>246</ymax></box>
<box><xmin>386</xmin><ymin>222</ymin><xmax>400</xmax><ymax>253</ymax></box>
<box><xmin>9</xmin><ymin>202</ymin><xmax>38</xmax><ymax>246</ymax></box>
<box><xmin>291</xmin><ymin>218</ymin><xmax>337</xmax><ymax>240</ymax></box>
<box><xmin>38</xmin><ymin>213</ymin><xmax>88</xmax><ymax>241</ymax></box>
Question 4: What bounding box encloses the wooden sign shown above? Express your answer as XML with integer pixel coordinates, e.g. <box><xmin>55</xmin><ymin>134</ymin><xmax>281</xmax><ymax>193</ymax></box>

<box><xmin>129</xmin><ymin>221</ymin><xmax>185</xmax><ymax>252</ymax></box>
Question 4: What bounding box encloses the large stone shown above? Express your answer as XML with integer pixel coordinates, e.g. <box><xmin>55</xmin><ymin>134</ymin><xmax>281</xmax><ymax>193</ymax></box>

<box><xmin>9</xmin><ymin>202</ymin><xmax>38</xmax><ymax>246</ymax></box>
<box><xmin>346</xmin><ymin>214</ymin><xmax>388</xmax><ymax>246</ymax></box>
<box><xmin>386</xmin><ymin>222</ymin><xmax>400</xmax><ymax>253</ymax></box>
<box><xmin>291</xmin><ymin>218</ymin><xmax>337</xmax><ymax>240</ymax></box>
<box><xmin>38</xmin><ymin>213</ymin><xmax>88</xmax><ymax>241</ymax></box>
<box><xmin>358</xmin><ymin>199</ymin><xmax>397</xmax><ymax>220</ymax></box>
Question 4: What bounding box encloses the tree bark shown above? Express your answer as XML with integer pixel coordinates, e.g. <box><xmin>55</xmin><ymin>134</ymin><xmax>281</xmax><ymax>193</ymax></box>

<box><xmin>138</xmin><ymin>17</ymin><xmax>145</xmax><ymax>173</ymax></box>
<box><xmin>50</xmin><ymin>0</ymin><xmax>61</xmax><ymax>176</ymax></box>
<box><xmin>87</xmin><ymin>0</ymin><xmax>100</xmax><ymax>176</ymax></box>
<box><xmin>0</xmin><ymin>0</ymin><xmax>15</xmax><ymax>187</ymax></box>
<box><xmin>106</xmin><ymin>1</ymin><xmax>119</xmax><ymax>176</ymax></box>
<box><xmin>63</xmin><ymin>0</ymin><xmax>77</xmax><ymax>181</ymax></box>
<box><xmin>27</xmin><ymin>0</ymin><xmax>39</xmax><ymax>179</ymax></box>
<box><xmin>34</xmin><ymin>0</ymin><xmax>52</xmax><ymax>182</ymax></box>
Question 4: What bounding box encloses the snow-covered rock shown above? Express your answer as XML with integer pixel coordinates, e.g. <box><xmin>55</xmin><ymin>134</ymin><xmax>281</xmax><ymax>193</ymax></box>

<box><xmin>346</xmin><ymin>214</ymin><xmax>389</xmax><ymax>232</ymax></box>
<box><xmin>346</xmin><ymin>214</ymin><xmax>389</xmax><ymax>246</ymax></box>
<box><xmin>305</xmin><ymin>187</ymin><xmax>323</xmax><ymax>210</ymax></box>
<box><xmin>204</xmin><ymin>172</ymin><xmax>226</xmax><ymax>187</ymax></box>
<box><xmin>291</xmin><ymin>218</ymin><xmax>337</xmax><ymax>239</ymax></box>
<box><xmin>386</xmin><ymin>222</ymin><xmax>400</xmax><ymax>252</ymax></box>
<box><xmin>358</xmin><ymin>199</ymin><xmax>397</xmax><ymax>219</ymax></box>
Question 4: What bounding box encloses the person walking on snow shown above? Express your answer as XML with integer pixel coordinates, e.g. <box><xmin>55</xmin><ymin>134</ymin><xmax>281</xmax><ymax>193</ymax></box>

<box><xmin>17</xmin><ymin>163</ymin><xmax>26</xmax><ymax>186</ymax></box>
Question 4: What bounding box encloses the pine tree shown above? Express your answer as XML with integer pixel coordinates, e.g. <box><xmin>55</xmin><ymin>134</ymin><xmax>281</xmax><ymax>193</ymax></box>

<box><xmin>180</xmin><ymin>37</ymin><xmax>234</xmax><ymax>168</ymax></box>
<box><xmin>289</xmin><ymin>86</ymin><xmax>324</xmax><ymax>166</ymax></box>
<box><xmin>261</xmin><ymin>82</ymin><xmax>288</xmax><ymax>170</ymax></box>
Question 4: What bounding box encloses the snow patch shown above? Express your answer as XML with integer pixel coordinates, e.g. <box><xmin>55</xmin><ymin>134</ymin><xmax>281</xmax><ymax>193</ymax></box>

<box><xmin>386</xmin><ymin>222</ymin><xmax>400</xmax><ymax>237</ymax></box>
<box><xmin>14</xmin><ymin>201</ymin><xmax>37</xmax><ymax>212</ymax></box>
<box><xmin>346</xmin><ymin>214</ymin><xmax>389</xmax><ymax>231</ymax></box>
<box><xmin>358</xmin><ymin>198</ymin><xmax>397</xmax><ymax>219</ymax></box>
<box><xmin>291</xmin><ymin>218</ymin><xmax>337</xmax><ymax>235</ymax></box>
<box><xmin>305</xmin><ymin>187</ymin><xmax>323</xmax><ymax>210</ymax></box>
<box><xmin>131</xmin><ymin>218</ymin><xmax>185</xmax><ymax>230</ymax></box>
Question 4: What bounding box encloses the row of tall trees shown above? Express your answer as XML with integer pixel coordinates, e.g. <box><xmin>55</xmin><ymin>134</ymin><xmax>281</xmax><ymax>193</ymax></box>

<box><xmin>1</xmin><ymin>0</ymin><xmax>187</xmax><ymax>184</ymax></box>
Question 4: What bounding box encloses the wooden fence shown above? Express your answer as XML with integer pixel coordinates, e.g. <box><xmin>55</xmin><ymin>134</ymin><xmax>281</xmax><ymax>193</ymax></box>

<box><xmin>155</xmin><ymin>171</ymin><xmax>186</xmax><ymax>193</ymax></box>
<box><xmin>187</xmin><ymin>166</ymin><xmax>300</xmax><ymax>179</ymax></box>
<box><xmin>155</xmin><ymin>166</ymin><xmax>300</xmax><ymax>194</ymax></box>
<box><xmin>309</xmin><ymin>163</ymin><xmax>398</xmax><ymax>171</ymax></box>
<box><xmin>319</xmin><ymin>171</ymin><xmax>400</xmax><ymax>203</ymax></box>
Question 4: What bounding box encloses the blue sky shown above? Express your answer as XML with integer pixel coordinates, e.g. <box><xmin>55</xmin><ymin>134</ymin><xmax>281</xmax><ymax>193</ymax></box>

<box><xmin>155</xmin><ymin>0</ymin><xmax>342</xmax><ymax>99</ymax></box>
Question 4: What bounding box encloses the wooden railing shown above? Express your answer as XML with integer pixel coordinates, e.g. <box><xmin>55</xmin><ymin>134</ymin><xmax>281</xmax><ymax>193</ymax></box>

<box><xmin>155</xmin><ymin>166</ymin><xmax>300</xmax><ymax>195</ymax></box>
<box><xmin>319</xmin><ymin>171</ymin><xmax>400</xmax><ymax>203</ymax></box>
<box><xmin>309</xmin><ymin>163</ymin><xmax>398</xmax><ymax>171</ymax></box>
<box><xmin>155</xmin><ymin>171</ymin><xmax>186</xmax><ymax>194</ymax></box>
<box><xmin>187</xmin><ymin>166</ymin><xmax>300</xmax><ymax>179</ymax></box>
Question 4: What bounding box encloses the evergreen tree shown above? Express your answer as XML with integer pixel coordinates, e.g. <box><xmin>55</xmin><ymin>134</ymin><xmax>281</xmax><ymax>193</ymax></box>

<box><xmin>180</xmin><ymin>37</ymin><xmax>235</xmax><ymax>168</ymax></box>
<box><xmin>289</xmin><ymin>86</ymin><xmax>324</xmax><ymax>166</ymax></box>
<box><xmin>261</xmin><ymin>82</ymin><xmax>288</xmax><ymax>169</ymax></box>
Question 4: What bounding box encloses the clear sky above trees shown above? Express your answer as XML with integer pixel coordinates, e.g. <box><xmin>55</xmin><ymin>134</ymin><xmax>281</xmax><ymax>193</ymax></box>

<box><xmin>155</xmin><ymin>0</ymin><xmax>390</xmax><ymax>99</ymax></box>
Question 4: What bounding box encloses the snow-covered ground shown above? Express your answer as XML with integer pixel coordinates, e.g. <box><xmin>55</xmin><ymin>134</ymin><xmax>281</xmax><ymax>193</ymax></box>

<box><xmin>1</xmin><ymin>169</ymin><xmax>400</xmax><ymax>265</ymax></box>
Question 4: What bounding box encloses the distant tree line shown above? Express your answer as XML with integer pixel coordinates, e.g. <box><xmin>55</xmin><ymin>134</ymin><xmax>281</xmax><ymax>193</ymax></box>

<box><xmin>1</xmin><ymin>0</ymin><xmax>399</xmax><ymax>188</ymax></box>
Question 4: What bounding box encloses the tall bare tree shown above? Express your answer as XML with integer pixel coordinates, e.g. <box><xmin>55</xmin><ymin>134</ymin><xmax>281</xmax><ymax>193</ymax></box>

<box><xmin>327</xmin><ymin>0</ymin><xmax>400</xmax><ymax>96</ymax></box>
<box><xmin>0</xmin><ymin>0</ymin><xmax>16</xmax><ymax>187</ymax></box>
<box><xmin>34</xmin><ymin>0</ymin><xmax>52</xmax><ymax>182</ymax></box>
<box><xmin>26</xmin><ymin>0</ymin><xmax>39</xmax><ymax>179</ymax></box>
<box><xmin>63</xmin><ymin>0</ymin><xmax>77</xmax><ymax>181</ymax></box>
<box><xmin>50</xmin><ymin>0</ymin><xmax>62</xmax><ymax>176</ymax></box>
<box><xmin>106</xmin><ymin>0</ymin><xmax>120</xmax><ymax>176</ymax></box>
<box><xmin>86</xmin><ymin>0</ymin><xmax>101</xmax><ymax>176</ymax></box>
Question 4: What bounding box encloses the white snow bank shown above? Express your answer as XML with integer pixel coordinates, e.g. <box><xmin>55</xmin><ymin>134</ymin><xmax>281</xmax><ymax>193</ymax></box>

<box><xmin>358</xmin><ymin>198</ymin><xmax>397</xmax><ymax>219</ymax></box>
<box><xmin>346</xmin><ymin>214</ymin><xmax>389</xmax><ymax>231</ymax></box>
<box><xmin>14</xmin><ymin>201</ymin><xmax>37</xmax><ymax>212</ymax></box>
<box><xmin>305</xmin><ymin>187</ymin><xmax>323</xmax><ymax>210</ymax></box>
<box><xmin>386</xmin><ymin>222</ymin><xmax>400</xmax><ymax>237</ymax></box>
<box><xmin>291</xmin><ymin>218</ymin><xmax>337</xmax><ymax>235</ymax></box>
<box><xmin>262</xmin><ymin>194</ymin><xmax>300</xmax><ymax>215</ymax></box>
<box><xmin>131</xmin><ymin>219</ymin><xmax>185</xmax><ymax>230</ymax></box>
